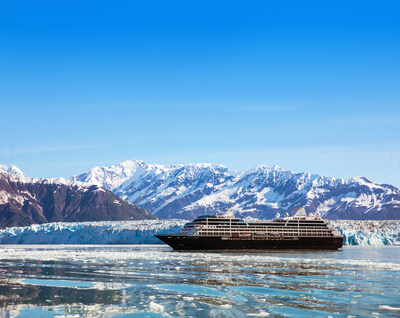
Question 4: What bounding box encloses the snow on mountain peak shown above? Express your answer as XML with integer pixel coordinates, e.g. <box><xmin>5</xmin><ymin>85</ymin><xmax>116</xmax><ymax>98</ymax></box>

<box><xmin>120</xmin><ymin>159</ymin><xmax>148</xmax><ymax>169</ymax></box>
<box><xmin>2</xmin><ymin>161</ymin><xmax>398</xmax><ymax>221</ymax></box>
<box><xmin>1</xmin><ymin>160</ymin><xmax>392</xmax><ymax>222</ymax></box>
<box><xmin>71</xmin><ymin>160</ymin><xmax>154</xmax><ymax>190</ymax></box>
<box><xmin>71</xmin><ymin>159</ymin><xmax>400</xmax><ymax>220</ymax></box>
<box><xmin>0</xmin><ymin>164</ymin><xmax>26</xmax><ymax>177</ymax></box>
<box><xmin>0</xmin><ymin>164</ymin><xmax>93</xmax><ymax>193</ymax></box>
<box><xmin>250</xmin><ymin>164</ymin><xmax>286</xmax><ymax>174</ymax></box>
<box><xmin>187</xmin><ymin>162</ymin><xmax>227</xmax><ymax>170</ymax></box>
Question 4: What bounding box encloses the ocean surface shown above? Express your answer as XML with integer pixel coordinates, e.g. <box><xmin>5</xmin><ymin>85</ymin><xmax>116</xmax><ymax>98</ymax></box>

<box><xmin>0</xmin><ymin>245</ymin><xmax>399</xmax><ymax>317</ymax></box>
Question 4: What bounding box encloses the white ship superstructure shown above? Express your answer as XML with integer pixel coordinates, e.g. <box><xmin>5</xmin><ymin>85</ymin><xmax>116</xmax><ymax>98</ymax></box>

<box><xmin>156</xmin><ymin>208</ymin><xmax>344</xmax><ymax>250</ymax></box>
<box><xmin>179</xmin><ymin>208</ymin><xmax>339</xmax><ymax>239</ymax></box>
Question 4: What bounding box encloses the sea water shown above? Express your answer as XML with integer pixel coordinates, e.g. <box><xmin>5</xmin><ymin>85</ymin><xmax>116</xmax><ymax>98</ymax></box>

<box><xmin>0</xmin><ymin>245</ymin><xmax>399</xmax><ymax>317</ymax></box>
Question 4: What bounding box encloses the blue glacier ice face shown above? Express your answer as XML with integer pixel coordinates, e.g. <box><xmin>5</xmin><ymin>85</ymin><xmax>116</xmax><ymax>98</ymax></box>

<box><xmin>0</xmin><ymin>220</ymin><xmax>186</xmax><ymax>244</ymax></box>
<box><xmin>0</xmin><ymin>220</ymin><xmax>399</xmax><ymax>245</ymax></box>
<box><xmin>331</xmin><ymin>220</ymin><xmax>400</xmax><ymax>246</ymax></box>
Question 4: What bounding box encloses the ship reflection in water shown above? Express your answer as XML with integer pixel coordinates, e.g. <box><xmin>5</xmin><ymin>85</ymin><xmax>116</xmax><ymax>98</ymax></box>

<box><xmin>0</xmin><ymin>245</ymin><xmax>399</xmax><ymax>317</ymax></box>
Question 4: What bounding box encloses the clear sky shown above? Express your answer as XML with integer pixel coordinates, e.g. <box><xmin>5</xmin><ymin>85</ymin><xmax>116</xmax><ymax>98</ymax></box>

<box><xmin>0</xmin><ymin>1</ymin><xmax>399</xmax><ymax>187</ymax></box>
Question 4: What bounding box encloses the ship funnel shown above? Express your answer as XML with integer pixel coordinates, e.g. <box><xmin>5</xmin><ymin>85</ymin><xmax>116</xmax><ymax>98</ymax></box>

<box><xmin>293</xmin><ymin>207</ymin><xmax>307</xmax><ymax>217</ymax></box>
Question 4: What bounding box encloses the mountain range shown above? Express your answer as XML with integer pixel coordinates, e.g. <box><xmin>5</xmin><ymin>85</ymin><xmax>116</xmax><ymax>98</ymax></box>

<box><xmin>0</xmin><ymin>164</ymin><xmax>155</xmax><ymax>228</ymax></box>
<box><xmin>72</xmin><ymin>160</ymin><xmax>400</xmax><ymax>220</ymax></box>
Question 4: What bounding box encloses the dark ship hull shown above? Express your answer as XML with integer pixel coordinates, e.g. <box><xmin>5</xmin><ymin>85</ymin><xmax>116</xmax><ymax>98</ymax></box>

<box><xmin>155</xmin><ymin>234</ymin><xmax>343</xmax><ymax>250</ymax></box>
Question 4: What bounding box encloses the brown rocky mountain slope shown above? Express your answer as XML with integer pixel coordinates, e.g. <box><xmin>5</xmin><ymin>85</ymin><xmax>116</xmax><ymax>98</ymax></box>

<box><xmin>0</xmin><ymin>170</ymin><xmax>156</xmax><ymax>228</ymax></box>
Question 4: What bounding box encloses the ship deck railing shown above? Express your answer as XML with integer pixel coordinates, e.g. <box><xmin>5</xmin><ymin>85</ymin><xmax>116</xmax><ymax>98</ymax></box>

<box><xmin>193</xmin><ymin>232</ymin><xmax>336</xmax><ymax>238</ymax></box>
<box><xmin>195</xmin><ymin>231</ymin><xmax>334</xmax><ymax>236</ymax></box>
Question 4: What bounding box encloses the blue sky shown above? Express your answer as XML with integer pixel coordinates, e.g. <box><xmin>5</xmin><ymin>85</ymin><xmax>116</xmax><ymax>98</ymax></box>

<box><xmin>0</xmin><ymin>1</ymin><xmax>399</xmax><ymax>186</ymax></box>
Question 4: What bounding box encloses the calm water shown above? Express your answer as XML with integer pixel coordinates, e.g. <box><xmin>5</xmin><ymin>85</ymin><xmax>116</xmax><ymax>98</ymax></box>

<box><xmin>0</xmin><ymin>245</ymin><xmax>399</xmax><ymax>317</ymax></box>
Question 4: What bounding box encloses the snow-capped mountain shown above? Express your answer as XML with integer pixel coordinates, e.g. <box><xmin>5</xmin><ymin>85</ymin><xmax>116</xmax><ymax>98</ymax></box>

<box><xmin>0</xmin><ymin>167</ymin><xmax>156</xmax><ymax>228</ymax></box>
<box><xmin>72</xmin><ymin>160</ymin><xmax>400</xmax><ymax>220</ymax></box>
<box><xmin>0</xmin><ymin>164</ymin><xmax>25</xmax><ymax>177</ymax></box>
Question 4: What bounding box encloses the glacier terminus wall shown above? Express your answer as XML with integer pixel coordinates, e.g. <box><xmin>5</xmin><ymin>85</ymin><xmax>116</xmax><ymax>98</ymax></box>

<box><xmin>0</xmin><ymin>220</ymin><xmax>399</xmax><ymax>246</ymax></box>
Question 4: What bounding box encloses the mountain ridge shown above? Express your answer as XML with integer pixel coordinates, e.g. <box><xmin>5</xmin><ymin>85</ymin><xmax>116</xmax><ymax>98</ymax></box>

<box><xmin>0</xmin><ymin>168</ymin><xmax>156</xmax><ymax>228</ymax></box>
<box><xmin>72</xmin><ymin>159</ymin><xmax>400</xmax><ymax>220</ymax></box>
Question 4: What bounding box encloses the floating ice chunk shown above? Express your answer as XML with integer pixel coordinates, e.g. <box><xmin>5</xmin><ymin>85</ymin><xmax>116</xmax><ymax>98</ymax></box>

<box><xmin>378</xmin><ymin>305</ymin><xmax>400</xmax><ymax>312</ymax></box>
<box><xmin>246</xmin><ymin>311</ymin><xmax>270</xmax><ymax>316</ymax></box>
<box><xmin>149</xmin><ymin>302</ymin><xmax>164</xmax><ymax>313</ymax></box>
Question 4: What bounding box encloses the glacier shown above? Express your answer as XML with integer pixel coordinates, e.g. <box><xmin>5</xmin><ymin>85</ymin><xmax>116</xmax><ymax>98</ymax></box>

<box><xmin>0</xmin><ymin>220</ymin><xmax>186</xmax><ymax>244</ymax></box>
<box><xmin>0</xmin><ymin>220</ymin><xmax>399</xmax><ymax>246</ymax></box>
<box><xmin>331</xmin><ymin>220</ymin><xmax>400</xmax><ymax>246</ymax></box>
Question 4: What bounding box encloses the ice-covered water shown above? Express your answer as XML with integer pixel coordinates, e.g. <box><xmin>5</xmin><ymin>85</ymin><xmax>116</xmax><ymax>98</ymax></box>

<box><xmin>0</xmin><ymin>246</ymin><xmax>399</xmax><ymax>317</ymax></box>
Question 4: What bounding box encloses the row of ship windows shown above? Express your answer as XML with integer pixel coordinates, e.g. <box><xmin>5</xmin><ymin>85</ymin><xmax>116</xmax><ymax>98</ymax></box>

<box><xmin>198</xmin><ymin>230</ymin><xmax>332</xmax><ymax>234</ymax></box>
<box><xmin>189</xmin><ymin>230</ymin><xmax>332</xmax><ymax>234</ymax></box>
<box><xmin>197</xmin><ymin>232</ymin><xmax>333</xmax><ymax>237</ymax></box>
<box><xmin>195</xmin><ymin>218</ymin><xmax>324</xmax><ymax>222</ymax></box>
<box><xmin>197</xmin><ymin>227</ymin><xmax>331</xmax><ymax>231</ymax></box>
<box><xmin>189</xmin><ymin>224</ymin><xmax>327</xmax><ymax>227</ymax></box>
<box><xmin>189</xmin><ymin>226</ymin><xmax>329</xmax><ymax>230</ymax></box>
<box><xmin>194</xmin><ymin>221</ymin><xmax>325</xmax><ymax>225</ymax></box>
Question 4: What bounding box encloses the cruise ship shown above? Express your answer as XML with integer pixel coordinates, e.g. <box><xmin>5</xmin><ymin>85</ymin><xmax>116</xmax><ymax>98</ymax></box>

<box><xmin>155</xmin><ymin>208</ymin><xmax>343</xmax><ymax>250</ymax></box>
